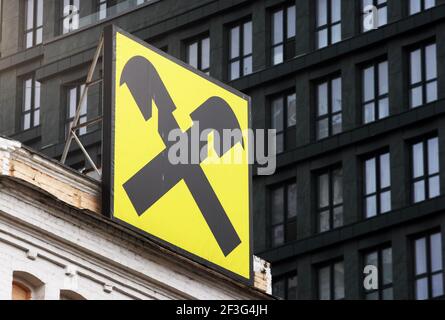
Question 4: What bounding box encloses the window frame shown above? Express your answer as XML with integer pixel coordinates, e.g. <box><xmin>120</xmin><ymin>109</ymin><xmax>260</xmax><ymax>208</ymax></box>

<box><xmin>412</xmin><ymin>230</ymin><xmax>444</xmax><ymax>300</ymax></box>
<box><xmin>315</xmin><ymin>74</ymin><xmax>342</xmax><ymax>141</ymax></box>
<box><xmin>363</xmin><ymin>150</ymin><xmax>392</xmax><ymax>218</ymax></box>
<box><xmin>410</xmin><ymin>135</ymin><xmax>440</xmax><ymax>204</ymax></box>
<box><xmin>269</xmin><ymin>179</ymin><xmax>297</xmax><ymax>248</ymax></box>
<box><xmin>361</xmin><ymin>59</ymin><xmax>389</xmax><ymax>124</ymax></box>
<box><xmin>362</xmin><ymin>245</ymin><xmax>394</xmax><ymax>300</ymax></box>
<box><xmin>409</xmin><ymin>42</ymin><xmax>438</xmax><ymax>109</ymax></box>
<box><xmin>316</xmin><ymin>260</ymin><xmax>345</xmax><ymax>300</ymax></box>
<box><xmin>316</xmin><ymin>166</ymin><xmax>343</xmax><ymax>233</ymax></box>
<box><xmin>272</xmin><ymin>272</ymin><xmax>298</xmax><ymax>300</ymax></box>
<box><xmin>228</xmin><ymin>18</ymin><xmax>253</xmax><ymax>81</ymax></box>
<box><xmin>65</xmin><ymin>83</ymin><xmax>88</xmax><ymax>138</ymax></box>
<box><xmin>24</xmin><ymin>0</ymin><xmax>43</xmax><ymax>49</ymax></box>
<box><xmin>409</xmin><ymin>0</ymin><xmax>436</xmax><ymax>15</ymax></box>
<box><xmin>270</xmin><ymin>90</ymin><xmax>297</xmax><ymax>154</ymax></box>
<box><xmin>270</xmin><ymin>3</ymin><xmax>296</xmax><ymax>66</ymax></box>
<box><xmin>361</xmin><ymin>0</ymin><xmax>388</xmax><ymax>33</ymax></box>
<box><xmin>21</xmin><ymin>74</ymin><xmax>41</xmax><ymax>131</ymax></box>
<box><xmin>60</xmin><ymin>0</ymin><xmax>80</xmax><ymax>34</ymax></box>
<box><xmin>185</xmin><ymin>34</ymin><xmax>211</xmax><ymax>74</ymax></box>
<box><xmin>315</xmin><ymin>0</ymin><xmax>342</xmax><ymax>49</ymax></box>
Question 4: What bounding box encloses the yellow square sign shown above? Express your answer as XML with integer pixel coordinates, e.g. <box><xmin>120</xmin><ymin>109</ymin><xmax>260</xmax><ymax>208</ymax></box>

<box><xmin>102</xmin><ymin>26</ymin><xmax>252</xmax><ymax>282</ymax></box>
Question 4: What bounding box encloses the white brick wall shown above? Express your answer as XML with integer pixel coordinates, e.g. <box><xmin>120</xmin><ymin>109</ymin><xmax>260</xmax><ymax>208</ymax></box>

<box><xmin>0</xmin><ymin>179</ymin><xmax>267</xmax><ymax>300</ymax></box>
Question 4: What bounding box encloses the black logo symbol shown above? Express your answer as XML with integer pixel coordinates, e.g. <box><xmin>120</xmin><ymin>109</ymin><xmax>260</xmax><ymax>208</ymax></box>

<box><xmin>120</xmin><ymin>56</ymin><xmax>245</xmax><ymax>256</ymax></box>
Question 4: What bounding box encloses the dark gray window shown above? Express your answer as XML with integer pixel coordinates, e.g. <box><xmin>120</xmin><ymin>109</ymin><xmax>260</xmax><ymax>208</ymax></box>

<box><xmin>229</xmin><ymin>20</ymin><xmax>253</xmax><ymax>80</ymax></box>
<box><xmin>410</xmin><ymin>0</ymin><xmax>435</xmax><ymax>15</ymax></box>
<box><xmin>273</xmin><ymin>273</ymin><xmax>298</xmax><ymax>300</ymax></box>
<box><xmin>22</xmin><ymin>75</ymin><xmax>41</xmax><ymax>131</ymax></box>
<box><xmin>62</xmin><ymin>0</ymin><xmax>80</xmax><ymax>34</ymax></box>
<box><xmin>186</xmin><ymin>35</ymin><xmax>210</xmax><ymax>74</ymax></box>
<box><xmin>271</xmin><ymin>92</ymin><xmax>297</xmax><ymax>154</ymax></box>
<box><xmin>409</xmin><ymin>43</ymin><xmax>437</xmax><ymax>108</ymax></box>
<box><xmin>271</xmin><ymin>4</ymin><xmax>296</xmax><ymax>65</ymax></box>
<box><xmin>270</xmin><ymin>181</ymin><xmax>297</xmax><ymax>247</ymax></box>
<box><xmin>316</xmin><ymin>76</ymin><xmax>342</xmax><ymax>140</ymax></box>
<box><xmin>25</xmin><ymin>0</ymin><xmax>43</xmax><ymax>49</ymax></box>
<box><xmin>362</xmin><ymin>0</ymin><xmax>387</xmax><ymax>32</ymax></box>
<box><xmin>66</xmin><ymin>84</ymin><xmax>87</xmax><ymax>138</ymax></box>
<box><xmin>414</xmin><ymin>231</ymin><xmax>444</xmax><ymax>300</ymax></box>
<box><xmin>316</xmin><ymin>0</ymin><xmax>341</xmax><ymax>49</ymax></box>
<box><xmin>317</xmin><ymin>167</ymin><xmax>343</xmax><ymax>233</ymax></box>
<box><xmin>317</xmin><ymin>261</ymin><xmax>345</xmax><ymax>300</ymax></box>
<box><xmin>411</xmin><ymin>136</ymin><xmax>440</xmax><ymax>203</ymax></box>
<box><xmin>363</xmin><ymin>247</ymin><xmax>393</xmax><ymax>300</ymax></box>
<box><xmin>362</xmin><ymin>60</ymin><xmax>389</xmax><ymax>124</ymax></box>
<box><xmin>364</xmin><ymin>152</ymin><xmax>391</xmax><ymax>218</ymax></box>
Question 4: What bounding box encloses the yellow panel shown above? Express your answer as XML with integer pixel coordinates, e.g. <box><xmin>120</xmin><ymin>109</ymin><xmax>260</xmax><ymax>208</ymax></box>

<box><xmin>112</xmin><ymin>31</ymin><xmax>251</xmax><ymax>281</ymax></box>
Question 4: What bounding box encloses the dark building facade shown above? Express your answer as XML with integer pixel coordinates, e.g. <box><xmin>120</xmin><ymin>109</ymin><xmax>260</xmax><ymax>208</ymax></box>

<box><xmin>0</xmin><ymin>0</ymin><xmax>445</xmax><ymax>300</ymax></box>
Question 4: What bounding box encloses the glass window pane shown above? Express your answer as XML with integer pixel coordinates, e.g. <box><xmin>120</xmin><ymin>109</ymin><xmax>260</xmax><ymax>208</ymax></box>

<box><xmin>426</xmin><ymin>81</ymin><xmax>438</xmax><ymax>103</ymax></box>
<box><xmin>317</xmin><ymin>82</ymin><xmax>328</xmax><ymax>116</ymax></box>
<box><xmin>288</xmin><ymin>275</ymin><xmax>298</xmax><ymax>300</ymax></box>
<box><xmin>425</xmin><ymin>0</ymin><xmax>436</xmax><ymax>9</ymax></box>
<box><xmin>378</xmin><ymin>7</ymin><xmax>387</xmax><ymax>27</ymax></box>
<box><xmin>363</xmin><ymin>66</ymin><xmax>375</xmax><ymax>102</ymax></box>
<box><xmin>432</xmin><ymin>274</ymin><xmax>444</xmax><ymax>298</ymax></box>
<box><xmin>382</xmin><ymin>248</ymin><xmax>393</xmax><ymax>285</ymax></box>
<box><xmin>426</xmin><ymin>44</ymin><xmax>437</xmax><ymax>81</ymax></box>
<box><xmin>271</xmin><ymin>97</ymin><xmax>284</xmax><ymax>131</ymax></box>
<box><xmin>273</xmin><ymin>45</ymin><xmax>284</xmax><ymax>65</ymax></box>
<box><xmin>414</xmin><ymin>180</ymin><xmax>426</xmax><ymax>203</ymax></box>
<box><xmin>287</xmin><ymin>93</ymin><xmax>297</xmax><ymax>127</ymax></box>
<box><xmin>416</xmin><ymin>278</ymin><xmax>429</xmax><ymax>300</ymax></box>
<box><xmin>380</xmin><ymin>191</ymin><xmax>391</xmax><ymax>213</ymax></box>
<box><xmin>272</xmin><ymin>225</ymin><xmax>284</xmax><ymax>247</ymax></box>
<box><xmin>317</xmin><ymin>118</ymin><xmax>329</xmax><ymax>140</ymax></box>
<box><xmin>201</xmin><ymin>37</ymin><xmax>210</xmax><ymax>71</ymax></box>
<box><xmin>287</xmin><ymin>6</ymin><xmax>296</xmax><ymax>38</ymax></box>
<box><xmin>34</xmin><ymin>81</ymin><xmax>41</xmax><ymax>109</ymax></box>
<box><xmin>320</xmin><ymin>210</ymin><xmax>330</xmax><ymax>232</ymax></box>
<box><xmin>23</xmin><ymin>113</ymin><xmax>31</xmax><ymax>130</ymax></box>
<box><xmin>332</xmin><ymin>77</ymin><xmax>342</xmax><ymax>113</ymax></box>
<box><xmin>318</xmin><ymin>266</ymin><xmax>331</xmax><ymax>300</ymax></box>
<box><xmin>365</xmin><ymin>251</ymin><xmax>378</xmax><ymax>267</ymax></box>
<box><xmin>80</xmin><ymin>85</ymin><xmax>87</xmax><ymax>115</ymax></box>
<box><xmin>273</xmin><ymin>10</ymin><xmax>284</xmax><ymax>45</ymax></box>
<box><xmin>333</xmin><ymin>206</ymin><xmax>343</xmax><ymax>228</ymax></box>
<box><xmin>26</xmin><ymin>0</ymin><xmax>34</xmax><ymax>30</ymax></box>
<box><xmin>378</xmin><ymin>61</ymin><xmax>388</xmax><ymax>95</ymax></box>
<box><xmin>410</xmin><ymin>0</ymin><xmax>421</xmax><ymax>15</ymax></box>
<box><xmin>317</xmin><ymin>29</ymin><xmax>328</xmax><ymax>49</ymax></box>
<box><xmin>410</xmin><ymin>49</ymin><xmax>422</xmax><ymax>84</ymax></box>
<box><xmin>243</xmin><ymin>56</ymin><xmax>252</xmax><ymax>75</ymax></box>
<box><xmin>36</xmin><ymin>28</ymin><xmax>42</xmax><ymax>45</ymax></box>
<box><xmin>243</xmin><ymin>21</ymin><xmax>252</xmax><ymax>56</ymax></box>
<box><xmin>333</xmin><ymin>168</ymin><xmax>343</xmax><ymax>205</ymax></box>
<box><xmin>378</xmin><ymin>98</ymin><xmax>389</xmax><ymax>119</ymax></box>
<box><xmin>271</xmin><ymin>187</ymin><xmax>284</xmax><ymax>224</ymax></box>
<box><xmin>317</xmin><ymin>0</ymin><xmax>328</xmax><ymax>27</ymax></box>
<box><xmin>272</xmin><ymin>278</ymin><xmax>285</xmax><ymax>299</ymax></box>
<box><xmin>412</xmin><ymin>142</ymin><xmax>424</xmax><ymax>178</ymax></box>
<box><xmin>428</xmin><ymin>137</ymin><xmax>439</xmax><ymax>175</ymax></box>
<box><xmin>36</xmin><ymin>0</ymin><xmax>43</xmax><ymax>27</ymax></box>
<box><xmin>319</xmin><ymin>173</ymin><xmax>330</xmax><ymax>208</ymax></box>
<box><xmin>430</xmin><ymin>233</ymin><xmax>443</xmax><ymax>272</ymax></box>
<box><xmin>24</xmin><ymin>79</ymin><xmax>32</xmax><ymax>111</ymax></box>
<box><xmin>276</xmin><ymin>132</ymin><xmax>284</xmax><ymax>154</ymax></box>
<box><xmin>230</xmin><ymin>61</ymin><xmax>240</xmax><ymax>80</ymax></box>
<box><xmin>415</xmin><ymin>237</ymin><xmax>427</xmax><ymax>275</ymax></box>
<box><xmin>187</xmin><ymin>42</ymin><xmax>198</xmax><ymax>69</ymax></box>
<box><xmin>331</xmin><ymin>23</ymin><xmax>341</xmax><ymax>44</ymax></box>
<box><xmin>331</xmin><ymin>0</ymin><xmax>341</xmax><ymax>23</ymax></box>
<box><xmin>230</xmin><ymin>26</ymin><xmax>240</xmax><ymax>59</ymax></box>
<box><xmin>287</xmin><ymin>182</ymin><xmax>297</xmax><ymax>219</ymax></box>
<box><xmin>380</xmin><ymin>153</ymin><xmax>391</xmax><ymax>189</ymax></box>
<box><xmin>364</xmin><ymin>102</ymin><xmax>375</xmax><ymax>124</ymax></box>
<box><xmin>366</xmin><ymin>158</ymin><xmax>377</xmax><ymax>195</ymax></box>
<box><xmin>33</xmin><ymin>109</ymin><xmax>40</xmax><ymax>127</ymax></box>
<box><xmin>411</xmin><ymin>86</ymin><xmax>423</xmax><ymax>108</ymax></box>
<box><xmin>429</xmin><ymin>176</ymin><xmax>440</xmax><ymax>198</ymax></box>
<box><xmin>334</xmin><ymin>262</ymin><xmax>345</xmax><ymax>300</ymax></box>
<box><xmin>332</xmin><ymin>114</ymin><xmax>342</xmax><ymax>135</ymax></box>
<box><xmin>69</xmin><ymin>87</ymin><xmax>77</xmax><ymax>118</ymax></box>
<box><xmin>366</xmin><ymin>195</ymin><xmax>377</xmax><ymax>218</ymax></box>
<box><xmin>382</xmin><ymin>287</ymin><xmax>393</xmax><ymax>300</ymax></box>
<box><xmin>26</xmin><ymin>32</ymin><xmax>33</xmax><ymax>49</ymax></box>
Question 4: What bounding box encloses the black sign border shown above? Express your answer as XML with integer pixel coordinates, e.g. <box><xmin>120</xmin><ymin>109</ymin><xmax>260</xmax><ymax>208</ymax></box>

<box><xmin>102</xmin><ymin>25</ymin><xmax>253</xmax><ymax>286</ymax></box>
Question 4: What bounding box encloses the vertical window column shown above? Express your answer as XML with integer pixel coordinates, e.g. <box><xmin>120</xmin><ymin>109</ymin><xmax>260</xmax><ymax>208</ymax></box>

<box><xmin>66</xmin><ymin>84</ymin><xmax>88</xmax><ymax>138</ymax></box>
<box><xmin>271</xmin><ymin>4</ymin><xmax>296</xmax><ymax>65</ymax></box>
<box><xmin>362</xmin><ymin>0</ymin><xmax>387</xmax><ymax>32</ymax></box>
<box><xmin>409</xmin><ymin>43</ymin><xmax>437</xmax><ymax>108</ymax></box>
<box><xmin>410</xmin><ymin>0</ymin><xmax>436</xmax><ymax>15</ymax></box>
<box><xmin>271</xmin><ymin>92</ymin><xmax>297</xmax><ymax>154</ymax></box>
<box><xmin>316</xmin><ymin>0</ymin><xmax>341</xmax><ymax>49</ymax></box>
<box><xmin>25</xmin><ymin>0</ymin><xmax>43</xmax><ymax>49</ymax></box>
<box><xmin>362</xmin><ymin>60</ymin><xmax>389</xmax><ymax>124</ymax></box>
<box><xmin>364</xmin><ymin>152</ymin><xmax>391</xmax><ymax>218</ymax></box>
<box><xmin>229</xmin><ymin>20</ymin><xmax>253</xmax><ymax>80</ymax></box>
<box><xmin>272</xmin><ymin>274</ymin><xmax>298</xmax><ymax>300</ymax></box>
<box><xmin>363</xmin><ymin>247</ymin><xmax>393</xmax><ymax>299</ymax></box>
<box><xmin>62</xmin><ymin>0</ymin><xmax>80</xmax><ymax>34</ymax></box>
<box><xmin>186</xmin><ymin>35</ymin><xmax>210</xmax><ymax>74</ymax></box>
<box><xmin>317</xmin><ymin>167</ymin><xmax>343</xmax><ymax>233</ymax></box>
<box><xmin>316</xmin><ymin>76</ymin><xmax>342</xmax><ymax>140</ymax></box>
<box><xmin>270</xmin><ymin>181</ymin><xmax>297</xmax><ymax>247</ymax></box>
<box><xmin>22</xmin><ymin>75</ymin><xmax>41</xmax><ymax>131</ymax></box>
<box><xmin>318</xmin><ymin>261</ymin><xmax>345</xmax><ymax>300</ymax></box>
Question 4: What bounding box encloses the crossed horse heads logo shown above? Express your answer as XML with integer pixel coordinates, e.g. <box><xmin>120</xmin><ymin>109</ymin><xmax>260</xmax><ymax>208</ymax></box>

<box><xmin>120</xmin><ymin>56</ymin><xmax>245</xmax><ymax>257</ymax></box>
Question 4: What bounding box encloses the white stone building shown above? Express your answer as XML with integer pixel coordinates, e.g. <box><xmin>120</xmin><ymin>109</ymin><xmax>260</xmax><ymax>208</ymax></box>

<box><xmin>0</xmin><ymin>136</ymin><xmax>272</xmax><ymax>300</ymax></box>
